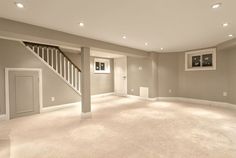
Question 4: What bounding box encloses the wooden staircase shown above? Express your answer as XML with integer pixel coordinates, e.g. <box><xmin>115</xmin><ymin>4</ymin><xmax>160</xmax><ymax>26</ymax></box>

<box><xmin>24</xmin><ymin>42</ymin><xmax>81</xmax><ymax>94</ymax></box>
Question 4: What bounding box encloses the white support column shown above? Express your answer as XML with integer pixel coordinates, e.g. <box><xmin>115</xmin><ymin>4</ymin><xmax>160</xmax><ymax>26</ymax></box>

<box><xmin>81</xmin><ymin>47</ymin><xmax>91</xmax><ymax>113</ymax></box>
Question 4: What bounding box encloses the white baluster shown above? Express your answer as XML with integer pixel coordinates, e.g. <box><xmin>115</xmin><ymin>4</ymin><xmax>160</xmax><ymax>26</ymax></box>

<box><xmin>51</xmin><ymin>49</ymin><xmax>54</xmax><ymax>68</ymax></box>
<box><xmin>56</xmin><ymin>50</ymin><xmax>58</xmax><ymax>72</ymax></box>
<box><xmin>33</xmin><ymin>46</ymin><xmax>36</xmax><ymax>52</ymax></box>
<box><xmin>37</xmin><ymin>46</ymin><xmax>40</xmax><ymax>55</ymax></box>
<box><xmin>71</xmin><ymin>64</ymin><xmax>74</xmax><ymax>86</ymax></box>
<box><xmin>59</xmin><ymin>53</ymin><xmax>62</xmax><ymax>75</ymax></box>
<box><xmin>47</xmin><ymin>47</ymin><xmax>50</xmax><ymax>65</ymax></box>
<box><xmin>78</xmin><ymin>72</ymin><xmax>81</xmax><ymax>92</ymax></box>
<box><xmin>64</xmin><ymin>57</ymin><xmax>66</xmax><ymax>79</ymax></box>
<box><xmin>67</xmin><ymin>61</ymin><xmax>70</xmax><ymax>83</ymax></box>
<box><xmin>75</xmin><ymin>69</ymin><xmax>78</xmax><ymax>90</ymax></box>
<box><xmin>42</xmin><ymin>47</ymin><xmax>45</xmax><ymax>60</ymax></box>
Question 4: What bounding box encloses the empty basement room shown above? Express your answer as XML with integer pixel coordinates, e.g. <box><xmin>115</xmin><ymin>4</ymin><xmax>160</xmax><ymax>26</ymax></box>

<box><xmin>0</xmin><ymin>0</ymin><xmax>236</xmax><ymax>158</ymax></box>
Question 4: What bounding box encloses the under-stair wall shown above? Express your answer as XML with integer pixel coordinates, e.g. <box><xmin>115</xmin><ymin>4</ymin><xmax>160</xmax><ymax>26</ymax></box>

<box><xmin>0</xmin><ymin>38</ymin><xmax>81</xmax><ymax>115</ymax></box>
<box><xmin>24</xmin><ymin>42</ymin><xmax>81</xmax><ymax>94</ymax></box>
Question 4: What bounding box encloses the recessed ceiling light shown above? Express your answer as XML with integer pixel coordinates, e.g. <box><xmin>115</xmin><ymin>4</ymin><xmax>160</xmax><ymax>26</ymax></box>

<box><xmin>228</xmin><ymin>34</ymin><xmax>233</xmax><ymax>37</ymax></box>
<box><xmin>122</xmin><ymin>35</ymin><xmax>127</xmax><ymax>39</ymax></box>
<box><xmin>212</xmin><ymin>3</ymin><xmax>221</xmax><ymax>9</ymax></box>
<box><xmin>15</xmin><ymin>2</ymin><xmax>24</xmax><ymax>8</ymax></box>
<box><xmin>79</xmin><ymin>22</ymin><xmax>84</xmax><ymax>27</ymax></box>
<box><xmin>161</xmin><ymin>48</ymin><xmax>164</xmax><ymax>50</ymax></box>
<box><xmin>145</xmin><ymin>42</ymin><xmax>148</xmax><ymax>46</ymax></box>
<box><xmin>223</xmin><ymin>23</ymin><xmax>229</xmax><ymax>27</ymax></box>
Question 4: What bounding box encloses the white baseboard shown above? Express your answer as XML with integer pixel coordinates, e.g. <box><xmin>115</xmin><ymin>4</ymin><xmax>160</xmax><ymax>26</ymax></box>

<box><xmin>81</xmin><ymin>112</ymin><xmax>92</xmax><ymax>119</ymax></box>
<box><xmin>0</xmin><ymin>115</ymin><xmax>7</xmax><ymax>121</ymax></box>
<box><xmin>127</xmin><ymin>95</ymin><xmax>149</xmax><ymax>100</ymax></box>
<box><xmin>126</xmin><ymin>95</ymin><xmax>236</xmax><ymax>110</ymax></box>
<box><xmin>92</xmin><ymin>92</ymin><xmax>115</xmax><ymax>98</ymax></box>
<box><xmin>177</xmin><ymin>97</ymin><xmax>236</xmax><ymax>110</ymax></box>
<box><xmin>41</xmin><ymin>102</ymin><xmax>81</xmax><ymax>113</ymax></box>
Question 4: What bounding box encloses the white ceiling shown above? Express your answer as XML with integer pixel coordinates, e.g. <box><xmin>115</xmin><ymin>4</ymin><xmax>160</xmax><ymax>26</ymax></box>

<box><xmin>0</xmin><ymin>0</ymin><xmax>235</xmax><ymax>52</ymax></box>
<box><xmin>90</xmin><ymin>50</ymin><xmax>125</xmax><ymax>59</ymax></box>
<box><xmin>59</xmin><ymin>46</ymin><xmax>125</xmax><ymax>58</ymax></box>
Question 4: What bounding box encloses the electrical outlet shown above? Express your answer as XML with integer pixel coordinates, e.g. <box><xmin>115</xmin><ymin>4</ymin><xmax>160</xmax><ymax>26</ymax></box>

<box><xmin>138</xmin><ymin>66</ymin><xmax>143</xmax><ymax>70</ymax></box>
<box><xmin>223</xmin><ymin>92</ymin><xmax>228</xmax><ymax>97</ymax></box>
<box><xmin>169</xmin><ymin>89</ymin><xmax>172</xmax><ymax>93</ymax></box>
<box><xmin>51</xmin><ymin>97</ymin><xmax>55</xmax><ymax>102</ymax></box>
<box><xmin>131</xmin><ymin>89</ymin><xmax>134</xmax><ymax>92</ymax></box>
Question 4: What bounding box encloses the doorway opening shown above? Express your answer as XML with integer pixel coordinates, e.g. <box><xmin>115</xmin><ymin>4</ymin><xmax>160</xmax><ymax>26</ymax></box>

<box><xmin>90</xmin><ymin>49</ymin><xmax>127</xmax><ymax>97</ymax></box>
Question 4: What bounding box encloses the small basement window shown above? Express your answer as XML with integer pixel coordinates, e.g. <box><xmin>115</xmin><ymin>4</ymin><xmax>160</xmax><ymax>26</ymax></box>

<box><xmin>185</xmin><ymin>48</ymin><xmax>216</xmax><ymax>71</ymax></box>
<box><xmin>94</xmin><ymin>58</ymin><xmax>110</xmax><ymax>73</ymax></box>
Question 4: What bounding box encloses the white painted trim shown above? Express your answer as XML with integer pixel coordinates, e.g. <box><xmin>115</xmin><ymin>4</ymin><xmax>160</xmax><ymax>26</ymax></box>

<box><xmin>56</xmin><ymin>49</ymin><xmax>58</xmax><ymax>72</ymax></box>
<box><xmin>81</xmin><ymin>112</ymin><xmax>92</xmax><ymax>119</ymax></box>
<box><xmin>126</xmin><ymin>95</ymin><xmax>236</xmax><ymax>110</ymax></box>
<box><xmin>22</xmin><ymin>42</ymin><xmax>81</xmax><ymax>95</ymax></box>
<box><xmin>5</xmin><ymin>68</ymin><xmax>43</xmax><ymax>120</ymax></box>
<box><xmin>71</xmin><ymin>65</ymin><xmax>74</xmax><ymax>86</ymax></box>
<box><xmin>0</xmin><ymin>115</ymin><xmax>7</xmax><ymax>121</ymax></box>
<box><xmin>42</xmin><ymin>47</ymin><xmax>45</xmax><ymax>60</ymax></box>
<box><xmin>75</xmin><ymin>69</ymin><xmax>78</xmax><ymax>90</ymax></box>
<box><xmin>64</xmin><ymin>57</ymin><xmax>66</xmax><ymax>79</ymax></box>
<box><xmin>59</xmin><ymin>53</ymin><xmax>62</xmax><ymax>75</ymax></box>
<box><xmin>185</xmin><ymin>48</ymin><xmax>216</xmax><ymax>71</ymax></box>
<box><xmin>94</xmin><ymin>58</ymin><xmax>111</xmax><ymax>73</ymax></box>
<box><xmin>177</xmin><ymin>97</ymin><xmax>236</xmax><ymax>110</ymax></box>
<box><xmin>92</xmin><ymin>92</ymin><xmax>115</xmax><ymax>98</ymax></box>
<box><xmin>127</xmin><ymin>95</ymin><xmax>151</xmax><ymax>101</ymax></box>
<box><xmin>42</xmin><ymin>102</ymin><xmax>81</xmax><ymax>113</ymax></box>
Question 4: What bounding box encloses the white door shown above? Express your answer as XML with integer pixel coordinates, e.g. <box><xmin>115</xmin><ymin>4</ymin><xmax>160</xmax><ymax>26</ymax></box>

<box><xmin>8</xmin><ymin>70</ymin><xmax>40</xmax><ymax>119</ymax></box>
<box><xmin>114</xmin><ymin>57</ymin><xmax>127</xmax><ymax>96</ymax></box>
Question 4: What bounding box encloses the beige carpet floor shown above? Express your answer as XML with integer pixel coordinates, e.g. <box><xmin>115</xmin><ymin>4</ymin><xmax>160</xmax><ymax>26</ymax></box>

<box><xmin>0</xmin><ymin>95</ymin><xmax>236</xmax><ymax>158</ymax></box>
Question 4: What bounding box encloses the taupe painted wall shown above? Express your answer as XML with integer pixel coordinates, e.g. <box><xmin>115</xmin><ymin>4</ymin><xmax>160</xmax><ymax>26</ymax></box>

<box><xmin>127</xmin><ymin>48</ymin><xmax>236</xmax><ymax>106</ymax></box>
<box><xmin>157</xmin><ymin>53</ymin><xmax>179</xmax><ymax>97</ymax></box>
<box><xmin>227</xmin><ymin>46</ymin><xmax>236</xmax><ymax>105</ymax></box>
<box><xmin>64</xmin><ymin>52</ymin><xmax>81</xmax><ymax>68</ymax></box>
<box><xmin>178</xmin><ymin>49</ymin><xmax>229</xmax><ymax>103</ymax></box>
<box><xmin>64</xmin><ymin>52</ymin><xmax>114</xmax><ymax>95</ymax></box>
<box><xmin>0</xmin><ymin>18</ymin><xmax>148</xmax><ymax>57</ymax></box>
<box><xmin>90</xmin><ymin>57</ymin><xmax>114</xmax><ymax>95</ymax></box>
<box><xmin>127</xmin><ymin>53</ymin><xmax>179</xmax><ymax>98</ymax></box>
<box><xmin>0</xmin><ymin>39</ymin><xmax>80</xmax><ymax>115</ymax></box>
<box><xmin>127</xmin><ymin>56</ymin><xmax>152</xmax><ymax>97</ymax></box>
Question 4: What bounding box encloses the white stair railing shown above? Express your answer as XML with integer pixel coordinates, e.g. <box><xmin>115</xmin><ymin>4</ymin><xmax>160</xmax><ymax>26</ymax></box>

<box><xmin>24</xmin><ymin>42</ymin><xmax>81</xmax><ymax>94</ymax></box>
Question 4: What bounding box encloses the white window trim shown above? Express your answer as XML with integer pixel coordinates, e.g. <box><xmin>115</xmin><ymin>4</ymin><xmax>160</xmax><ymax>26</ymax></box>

<box><xmin>94</xmin><ymin>58</ymin><xmax>111</xmax><ymax>74</ymax></box>
<box><xmin>185</xmin><ymin>48</ymin><xmax>216</xmax><ymax>71</ymax></box>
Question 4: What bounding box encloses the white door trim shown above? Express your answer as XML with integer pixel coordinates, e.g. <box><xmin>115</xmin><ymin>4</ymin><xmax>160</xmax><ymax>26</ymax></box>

<box><xmin>5</xmin><ymin>68</ymin><xmax>43</xmax><ymax>120</ymax></box>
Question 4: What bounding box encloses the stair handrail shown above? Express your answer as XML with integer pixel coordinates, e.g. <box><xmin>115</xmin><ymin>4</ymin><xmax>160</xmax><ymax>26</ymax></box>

<box><xmin>23</xmin><ymin>41</ymin><xmax>81</xmax><ymax>72</ymax></box>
